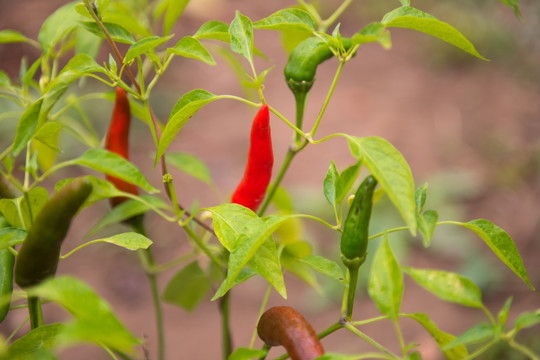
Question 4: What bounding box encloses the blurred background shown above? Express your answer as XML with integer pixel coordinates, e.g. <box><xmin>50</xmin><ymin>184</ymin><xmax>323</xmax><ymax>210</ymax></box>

<box><xmin>0</xmin><ymin>0</ymin><xmax>539</xmax><ymax>359</ymax></box>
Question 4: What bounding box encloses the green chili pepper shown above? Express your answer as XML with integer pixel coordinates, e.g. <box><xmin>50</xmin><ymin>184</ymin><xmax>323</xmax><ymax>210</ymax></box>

<box><xmin>340</xmin><ymin>175</ymin><xmax>377</xmax><ymax>270</ymax></box>
<box><xmin>284</xmin><ymin>36</ymin><xmax>352</xmax><ymax>97</ymax></box>
<box><xmin>14</xmin><ymin>178</ymin><xmax>92</xmax><ymax>288</ymax></box>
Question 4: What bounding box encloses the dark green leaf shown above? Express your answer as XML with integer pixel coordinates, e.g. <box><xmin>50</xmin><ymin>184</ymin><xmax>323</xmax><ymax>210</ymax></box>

<box><xmin>405</xmin><ymin>313</ymin><xmax>468</xmax><ymax>360</ymax></box>
<box><xmin>166</xmin><ymin>152</ymin><xmax>212</xmax><ymax>184</ymax></box>
<box><xmin>125</xmin><ymin>35</ymin><xmax>173</xmax><ymax>62</ymax></box>
<box><xmin>403</xmin><ymin>267</ymin><xmax>483</xmax><ymax>308</ymax></box>
<box><xmin>162</xmin><ymin>261</ymin><xmax>211</xmax><ymax>311</ymax></box>
<box><xmin>168</xmin><ymin>36</ymin><xmax>216</xmax><ymax>65</ymax></box>
<box><xmin>459</xmin><ymin>219</ymin><xmax>533</xmax><ymax>290</ymax></box>
<box><xmin>348</xmin><ymin>136</ymin><xmax>417</xmax><ymax>235</ymax></box>
<box><xmin>229</xmin><ymin>11</ymin><xmax>254</xmax><ymax>63</ymax></box>
<box><xmin>368</xmin><ymin>237</ymin><xmax>403</xmax><ymax>320</ymax></box>
<box><xmin>381</xmin><ymin>6</ymin><xmax>487</xmax><ymax>60</ymax></box>
<box><xmin>253</xmin><ymin>9</ymin><xmax>315</xmax><ymax>33</ymax></box>
<box><xmin>81</xmin><ymin>22</ymin><xmax>134</xmax><ymax>44</ymax></box>
<box><xmin>194</xmin><ymin>20</ymin><xmax>230</xmax><ymax>42</ymax></box>
<box><xmin>73</xmin><ymin>148</ymin><xmax>159</xmax><ymax>193</ymax></box>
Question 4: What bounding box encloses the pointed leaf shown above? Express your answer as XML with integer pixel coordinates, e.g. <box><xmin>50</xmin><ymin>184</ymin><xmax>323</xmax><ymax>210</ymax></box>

<box><xmin>163</xmin><ymin>0</ymin><xmax>189</xmax><ymax>35</ymax></box>
<box><xmin>403</xmin><ymin>267</ymin><xmax>483</xmax><ymax>308</ymax></box>
<box><xmin>405</xmin><ymin>313</ymin><xmax>469</xmax><ymax>360</ymax></box>
<box><xmin>458</xmin><ymin>219</ymin><xmax>533</xmax><ymax>290</ymax></box>
<box><xmin>1</xmin><ymin>323</ymin><xmax>64</xmax><ymax>359</ymax></box>
<box><xmin>442</xmin><ymin>323</ymin><xmax>495</xmax><ymax>350</ymax></box>
<box><xmin>156</xmin><ymin>90</ymin><xmax>218</xmax><ymax>164</ymax></box>
<box><xmin>168</xmin><ymin>36</ymin><xmax>216</xmax><ymax>65</ymax></box>
<box><xmin>515</xmin><ymin>309</ymin><xmax>540</xmax><ymax>331</ymax></box>
<box><xmin>125</xmin><ymin>35</ymin><xmax>173</xmax><ymax>62</ymax></box>
<box><xmin>12</xmin><ymin>98</ymin><xmax>43</xmax><ymax>157</ymax></box>
<box><xmin>381</xmin><ymin>6</ymin><xmax>487</xmax><ymax>60</ymax></box>
<box><xmin>194</xmin><ymin>20</ymin><xmax>230</xmax><ymax>42</ymax></box>
<box><xmin>28</xmin><ymin>277</ymin><xmax>141</xmax><ymax>354</ymax></box>
<box><xmin>417</xmin><ymin>210</ymin><xmax>438</xmax><ymax>247</ymax></box>
<box><xmin>323</xmin><ymin>161</ymin><xmax>339</xmax><ymax>207</ymax></box>
<box><xmin>254</xmin><ymin>9</ymin><xmax>315</xmax><ymax>33</ymax></box>
<box><xmin>81</xmin><ymin>22</ymin><xmax>134</xmax><ymax>44</ymax></box>
<box><xmin>336</xmin><ymin>162</ymin><xmax>362</xmax><ymax>204</ymax></box>
<box><xmin>498</xmin><ymin>297</ymin><xmax>512</xmax><ymax>327</ymax></box>
<box><xmin>300</xmin><ymin>255</ymin><xmax>346</xmax><ymax>283</ymax></box>
<box><xmin>38</xmin><ymin>3</ymin><xmax>79</xmax><ymax>53</ymax></box>
<box><xmin>162</xmin><ymin>261</ymin><xmax>211</xmax><ymax>311</ymax></box>
<box><xmin>89</xmin><ymin>232</ymin><xmax>152</xmax><ymax>251</ymax></box>
<box><xmin>415</xmin><ymin>183</ymin><xmax>428</xmax><ymax>213</ymax></box>
<box><xmin>0</xmin><ymin>30</ymin><xmax>30</xmax><ymax>44</ymax></box>
<box><xmin>368</xmin><ymin>237</ymin><xmax>403</xmax><ymax>320</ymax></box>
<box><xmin>229</xmin><ymin>11</ymin><xmax>254</xmax><ymax>62</ymax></box>
<box><xmin>73</xmin><ymin>148</ymin><xmax>158</xmax><ymax>193</ymax></box>
<box><xmin>348</xmin><ymin>136</ymin><xmax>416</xmax><ymax>235</ymax></box>
<box><xmin>500</xmin><ymin>0</ymin><xmax>522</xmax><ymax>20</ymax></box>
<box><xmin>165</xmin><ymin>152</ymin><xmax>212</xmax><ymax>184</ymax></box>
<box><xmin>248</xmin><ymin>238</ymin><xmax>286</xmax><ymax>298</ymax></box>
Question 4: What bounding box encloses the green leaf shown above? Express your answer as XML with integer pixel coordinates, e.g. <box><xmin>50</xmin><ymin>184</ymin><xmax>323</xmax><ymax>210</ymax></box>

<box><xmin>229</xmin><ymin>11</ymin><xmax>254</xmax><ymax>63</ymax></box>
<box><xmin>156</xmin><ymin>90</ymin><xmax>218</xmax><ymax>164</ymax></box>
<box><xmin>12</xmin><ymin>99</ymin><xmax>43</xmax><ymax>157</ymax></box>
<box><xmin>103</xmin><ymin>5</ymin><xmax>151</xmax><ymax>38</ymax></box>
<box><xmin>125</xmin><ymin>35</ymin><xmax>173</xmax><ymax>62</ymax></box>
<box><xmin>73</xmin><ymin>148</ymin><xmax>159</xmax><ymax>193</ymax></box>
<box><xmin>227</xmin><ymin>347</ymin><xmax>267</xmax><ymax>360</ymax></box>
<box><xmin>500</xmin><ymin>0</ymin><xmax>522</xmax><ymax>20</ymax></box>
<box><xmin>0</xmin><ymin>228</ymin><xmax>27</xmax><ymax>250</ymax></box>
<box><xmin>207</xmin><ymin>203</ymin><xmax>257</xmax><ymax>250</ymax></box>
<box><xmin>323</xmin><ymin>161</ymin><xmax>339</xmax><ymax>207</ymax></box>
<box><xmin>0</xmin><ymin>30</ymin><xmax>30</xmax><ymax>44</ymax></box>
<box><xmin>403</xmin><ymin>267</ymin><xmax>483</xmax><ymax>308</ymax></box>
<box><xmin>348</xmin><ymin>136</ymin><xmax>417</xmax><ymax>235</ymax></box>
<box><xmin>81</xmin><ymin>22</ymin><xmax>134</xmax><ymax>44</ymax></box>
<box><xmin>0</xmin><ymin>71</ymin><xmax>10</xmax><ymax>87</ymax></box>
<box><xmin>162</xmin><ymin>261</ymin><xmax>211</xmax><ymax>311</ymax></box>
<box><xmin>0</xmin><ymin>187</ymin><xmax>49</xmax><ymax>229</ymax></box>
<box><xmin>163</xmin><ymin>0</ymin><xmax>189</xmax><ymax>35</ymax></box>
<box><xmin>88</xmin><ymin>232</ymin><xmax>152</xmax><ymax>251</ymax></box>
<box><xmin>1</xmin><ymin>323</ymin><xmax>64</xmax><ymax>359</ymax></box>
<box><xmin>417</xmin><ymin>210</ymin><xmax>438</xmax><ymax>247</ymax></box>
<box><xmin>253</xmin><ymin>8</ymin><xmax>315</xmax><ymax>33</ymax></box>
<box><xmin>368</xmin><ymin>237</ymin><xmax>403</xmax><ymax>320</ymax></box>
<box><xmin>351</xmin><ymin>22</ymin><xmax>391</xmax><ymax>49</ymax></box>
<box><xmin>405</xmin><ymin>313</ymin><xmax>469</xmax><ymax>360</ymax></box>
<box><xmin>336</xmin><ymin>162</ymin><xmax>362</xmax><ymax>204</ymax></box>
<box><xmin>248</xmin><ymin>237</ymin><xmax>286</xmax><ymax>298</ymax></box>
<box><xmin>415</xmin><ymin>183</ymin><xmax>428</xmax><ymax>213</ymax></box>
<box><xmin>28</xmin><ymin>277</ymin><xmax>141</xmax><ymax>354</ymax></box>
<box><xmin>168</xmin><ymin>36</ymin><xmax>216</xmax><ymax>65</ymax></box>
<box><xmin>55</xmin><ymin>175</ymin><xmax>122</xmax><ymax>208</ymax></box>
<box><xmin>498</xmin><ymin>297</ymin><xmax>512</xmax><ymax>327</ymax></box>
<box><xmin>90</xmin><ymin>195</ymin><xmax>169</xmax><ymax>234</ymax></box>
<box><xmin>300</xmin><ymin>255</ymin><xmax>345</xmax><ymax>283</ymax></box>
<box><xmin>381</xmin><ymin>6</ymin><xmax>487</xmax><ymax>60</ymax></box>
<box><xmin>165</xmin><ymin>152</ymin><xmax>212</xmax><ymax>184</ymax></box>
<box><xmin>38</xmin><ymin>3</ymin><xmax>79</xmax><ymax>53</ymax></box>
<box><xmin>442</xmin><ymin>323</ymin><xmax>495</xmax><ymax>350</ymax></box>
<box><xmin>193</xmin><ymin>20</ymin><xmax>230</xmax><ymax>42</ymax></box>
<box><xmin>458</xmin><ymin>219</ymin><xmax>533</xmax><ymax>290</ymax></box>
<box><xmin>515</xmin><ymin>309</ymin><xmax>540</xmax><ymax>331</ymax></box>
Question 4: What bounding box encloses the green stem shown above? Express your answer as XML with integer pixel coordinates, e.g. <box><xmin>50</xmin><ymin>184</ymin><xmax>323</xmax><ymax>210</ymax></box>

<box><xmin>250</xmin><ymin>285</ymin><xmax>272</xmax><ymax>348</ymax></box>
<box><xmin>220</xmin><ymin>291</ymin><xmax>232</xmax><ymax>360</ymax></box>
<box><xmin>293</xmin><ymin>91</ymin><xmax>307</xmax><ymax>145</ymax></box>
<box><xmin>345</xmin><ymin>267</ymin><xmax>360</xmax><ymax>320</ymax></box>
<box><xmin>257</xmin><ymin>148</ymin><xmax>296</xmax><ymax>216</ymax></box>
<box><xmin>309</xmin><ymin>61</ymin><xmax>345</xmax><ymax>138</ymax></box>
<box><xmin>392</xmin><ymin>319</ymin><xmax>406</xmax><ymax>356</ymax></box>
<box><xmin>320</xmin><ymin>0</ymin><xmax>356</xmax><ymax>32</ymax></box>
<box><xmin>508</xmin><ymin>339</ymin><xmax>540</xmax><ymax>360</ymax></box>
<box><xmin>318</xmin><ymin>321</ymin><xmax>343</xmax><ymax>339</ymax></box>
<box><xmin>131</xmin><ymin>219</ymin><xmax>166</xmax><ymax>360</ymax></box>
<box><xmin>344</xmin><ymin>323</ymin><xmax>399</xmax><ymax>359</ymax></box>
<box><xmin>463</xmin><ymin>339</ymin><xmax>498</xmax><ymax>360</ymax></box>
<box><xmin>27</xmin><ymin>296</ymin><xmax>43</xmax><ymax>329</ymax></box>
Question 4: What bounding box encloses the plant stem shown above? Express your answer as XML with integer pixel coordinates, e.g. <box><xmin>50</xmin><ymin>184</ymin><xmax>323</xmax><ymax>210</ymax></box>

<box><xmin>250</xmin><ymin>285</ymin><xmax>272</xmax><ymax>348</ymax></box>
<box><xmin>508</xmin><ymin>339</ymin><xmax>540</xmax><ymax>360</ymax></box>
<box><xmin>131</xmin><ymin>218</ymin><xmax>166</xmax><ymax>360</ymax></box>
<box><xmin>220</xmin><ymin>291</ymin><xmax>232</xmax><ymax>360</ymax></box>
<box><xmin>344</xmin><ymin>323</ymin><xmax>399</xmax><ymax>359</ymax></box>
<box><xmin>345</xmin><ymin>267</ymin><xmax>360</xmax><ymax>320</ymax></box>
<box><xmin>320</xmin><ymin>0</ymin><xmax>357</xmax><ymax>32</ymax></box>
<box><xmin>318</xmin><ymin>321</ymin><xmax>343</xmax><ymax>339</ymax></box>
<box><xmin>27</xmin><ymin>296</ymin><xmax>43</xmax><ymax>329</ymax></box>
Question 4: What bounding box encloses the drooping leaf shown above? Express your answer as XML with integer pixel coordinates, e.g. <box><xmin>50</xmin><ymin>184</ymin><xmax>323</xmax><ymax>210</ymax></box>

<box><xmin>162</xmin><ymin>261</ymin><xmax>211</xmax><ymax>311</ymax></box>
<box><xmin>500</xmin><ymin>0</ymin><xmax>522</xmax><ymax>20</ymax></box>
<box><xmin>348</xmin><ymin>136</ymin><xmax>417</xmax><ymax>235</ymax></box>
<box><xmin>457</xmin><ymin>219</ymin><xmax>533</xmax><ymax>290</ymax></box>
<box><xmin>368</xmin><ymin>237</ymin><xmax>403</xmax><ymax>320</ymax></box>
<box><xmin>405</xmin><ymin>313</ymin><xmax>469</xmax><ymax>360</ymax></box>
<box><xmin>403</xmin><ymin>267</ymin><xmax>483</xmax><ymax>308</ymax></box>
<box><xmin>253</xmin><ymin>8</ymin><xmax>315</xmax><ymax>33</ymax></box>
<box><xmin>168</xmin><ymin>36</ymin><xmax>216</xmax><ymax>65</ymax></box>
<box><xmin>28</xmin><ymin>277</ymin><xmax>141</xmax><ymax>354</ymax></box>
<box><xmin>73</xmin><ymin>148</ymin><xmax>158</xmax><ymax>193</ymax></box>
<box><xmin>381</xmin><ymin>6</ymin><xmax>487</xmax><ymax>60</ymax></box>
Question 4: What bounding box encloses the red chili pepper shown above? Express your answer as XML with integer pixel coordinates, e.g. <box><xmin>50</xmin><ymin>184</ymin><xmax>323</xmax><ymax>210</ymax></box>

<box><xmin>231</xmin><ymin>104</ymin><xmax>273</xmax><ymax>212</ymax></box>
<box><xmin>105</xmin><ymin>87</ymin><xmax>138</xmax><ymax>207</ymax></box>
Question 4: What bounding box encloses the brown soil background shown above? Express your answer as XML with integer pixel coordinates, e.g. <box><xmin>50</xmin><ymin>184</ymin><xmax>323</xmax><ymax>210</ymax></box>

<box><xmin>1</xmin><ymin>0</ymin><xmax>539</xmax><ymax>359</ymax></box>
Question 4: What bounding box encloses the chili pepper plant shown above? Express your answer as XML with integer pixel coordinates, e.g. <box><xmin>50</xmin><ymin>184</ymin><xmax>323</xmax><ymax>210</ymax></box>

<box><xmin>0</xmin><ymin>0</ymin><xmax>538</xmax><ymax>359</ymax></box>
